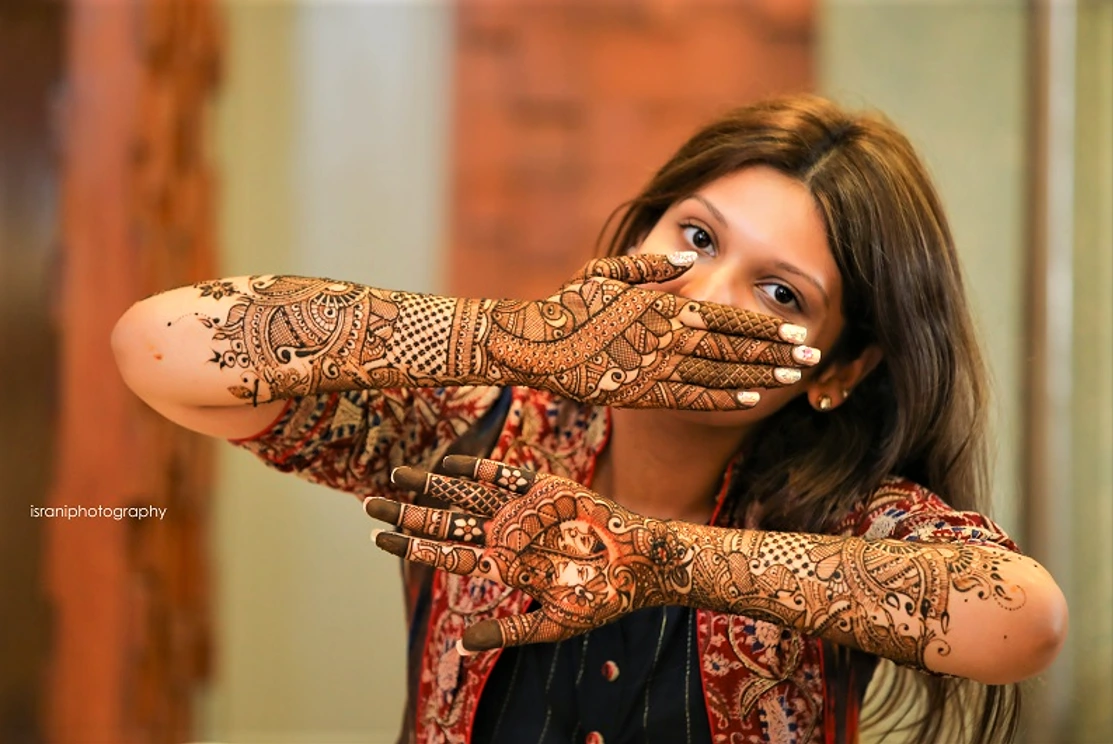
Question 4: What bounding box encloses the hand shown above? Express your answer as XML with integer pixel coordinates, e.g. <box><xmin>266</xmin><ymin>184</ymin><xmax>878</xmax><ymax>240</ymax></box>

<box><xmin>471</xmin><ymin>252</ymin><xmax>819</xmax><ymax>410</ymax></box>
<box><xmin>366</xmin><ymin>455</ymin><xmax>695</xmax><ymax>652</ymax></box>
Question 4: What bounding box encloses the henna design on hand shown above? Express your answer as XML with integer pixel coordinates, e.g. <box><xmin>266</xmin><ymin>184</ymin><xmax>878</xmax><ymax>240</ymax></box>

<box><xmin>194</xmin><ymin>254</ymin><xmax>819</xmax><ymax>409</ymax></box>
<box><xmin>474</xmin><ymin>255</ymin><xmax>813</xmax><ymax>409</ymax></box>
<box><xmin>368</xmin><ymin>456</ymin><xmax>1026</xmax><ymax>671</ymax></box>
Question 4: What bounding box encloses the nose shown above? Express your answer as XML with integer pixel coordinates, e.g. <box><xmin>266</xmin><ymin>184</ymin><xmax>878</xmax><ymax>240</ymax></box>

<box><xmin>676</xmin><ymin>262</ymin><xmax>748</xmax><ymax>310</ymax></box>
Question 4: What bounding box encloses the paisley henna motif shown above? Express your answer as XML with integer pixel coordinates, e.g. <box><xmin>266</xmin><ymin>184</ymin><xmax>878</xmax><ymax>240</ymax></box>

<box><xmin>370</xmin><ymin>457</ymin><xmax>1026</xmax><ymax>670</ymax></box>
<box><xmin>195</xmin><ymin>254</ymin><xmax>816</xmax><ymax>409</ymax></box>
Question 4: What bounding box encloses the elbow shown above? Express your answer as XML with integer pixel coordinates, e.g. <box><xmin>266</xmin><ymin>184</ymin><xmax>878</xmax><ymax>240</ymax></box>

<box><xmin>974</xmin><ymin>578</ymin><xmax>1069</xmax><ymax>685</ymax></box>
<box><xmin>111</xmin><ymin>301</ymin><xmax>161</xmax><ymax>400</ymax></box>
<box><xmin>110</xmin><ymin>304</ymin><xmax>142</xmax><ymax>381</ymax></box>
<box><xmin>1022</xmin><ymin>580</ymin><xmax>1069</xmax><ymax>679</ymax></box>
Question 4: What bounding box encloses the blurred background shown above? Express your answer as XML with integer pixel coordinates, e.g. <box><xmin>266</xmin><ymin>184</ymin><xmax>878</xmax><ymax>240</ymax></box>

<box><xmin>1</xmin><ymin>0</ymin><xmax>1109</xmax><ymax>742</ymax></box>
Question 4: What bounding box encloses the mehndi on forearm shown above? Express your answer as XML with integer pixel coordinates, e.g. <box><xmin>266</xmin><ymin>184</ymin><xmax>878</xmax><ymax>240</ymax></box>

<box><xmin>197</xmin><ymin>276</ymin><xmax>489</xmax><ymax>403</ymax></box>
<box><xmin>669</xmin><ymin>524</ymin><xmax>1025</xmax><ymax>672</ymax></box>
<box><xmin>190</xmin><ymin>256</ymin><xmax>808</xmax><ymax>408</ymax></box>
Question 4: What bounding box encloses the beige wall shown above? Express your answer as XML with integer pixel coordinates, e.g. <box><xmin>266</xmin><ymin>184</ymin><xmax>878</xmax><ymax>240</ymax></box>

<box><xmin>197</xmin><ymin>3</ymin><xmax>453</xmax><ymax>742</ymax></box>
<box><xmin>1070</xmin><ymin>2</ymin><xmax>1113</xmax><ymax>740</ymax></box>
<box><xmin>823</xmin><ymin>2</ymin><xmax>1112</xmax><ymax>742</ymax></box>
<box><xmin>821</xmin><ymin>0</ymin><xmax>1029</xmax><ymax>538</ymax></box>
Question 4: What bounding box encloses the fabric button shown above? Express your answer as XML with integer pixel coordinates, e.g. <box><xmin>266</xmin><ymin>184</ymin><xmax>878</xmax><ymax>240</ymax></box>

<box><xmin>601</xmin><ymin>660</ymin><xmax>620</xmax><ymax>682</ymax></box>
<box><xmin>585</xmin><ymin>732</ymin><xmax>605</xmax><ymax>744</ymax></box>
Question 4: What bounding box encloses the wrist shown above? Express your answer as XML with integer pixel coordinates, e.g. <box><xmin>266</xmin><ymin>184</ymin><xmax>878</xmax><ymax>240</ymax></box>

<box><xmin>442</xmin><ymin>296</ymin><xmax>489</xmax><ymax>383</ymax></box>
<box><xmin>646</xmin><ymin>518</ymin><xmax>704</xmax><ymax>608</ymax></box>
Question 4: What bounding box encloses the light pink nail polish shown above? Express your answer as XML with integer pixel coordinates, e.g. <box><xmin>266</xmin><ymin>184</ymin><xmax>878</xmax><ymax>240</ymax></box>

<box><xmin>793</xmin><ymin>345</ymin><xmax>821</xmax><ymax>365</ymax></box>
<box><xmin>774</xmin><ymin>367</ymin><xmax>802</xmax><ymax>385</ymax></box>
<box><xmin>667</xmin><ymin>251</ymin><xmax>697</xmax><ymax>266</ymax></box>
<box><xmin>779</xmin><ymin>323</ymin><xmax>807</xmax><ymax>344</ymax></box>
<box><xmin>736</xmin><ymin>391</ymin><xmax>761</xmax><ymax>406</ymax></box>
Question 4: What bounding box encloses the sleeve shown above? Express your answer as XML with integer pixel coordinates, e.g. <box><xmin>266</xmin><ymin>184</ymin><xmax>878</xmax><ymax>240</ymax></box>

<box><xmin>847</xmin><ymin>477</ymin><xmax>1020</xmax><ymax>553</ymax></box>
<box><xmin>228</xmin><ymin>386</ymin><xmax>504</xmax><ymax>502</ymax></box>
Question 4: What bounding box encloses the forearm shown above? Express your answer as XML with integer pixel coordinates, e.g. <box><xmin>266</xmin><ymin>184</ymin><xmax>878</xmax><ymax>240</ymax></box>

<box><xmin>112</xmin><ymin>275</ymin><xmax>489</xmax><ymax>409</ymax></box>
<box><xmin>670</xmin><ymin>524</ymin><xmax>1067</xmax><ymax>683</ymax></box>
<box><xmin>113</xmin><ymin>256</ymin><xmax>811</xmax><ymax>429</ymax></box>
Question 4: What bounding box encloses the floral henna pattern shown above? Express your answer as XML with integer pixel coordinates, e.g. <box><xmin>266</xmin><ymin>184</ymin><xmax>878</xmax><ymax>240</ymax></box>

<box><xmin>195</xmin><ymin>280</ymin><xmax>240</xmax><ymax>301</ymax></box>
<box><xmin>199</xmin><ymin>275</ymin><xmax>471</xmax><ymax>402</ymax></box>
<box><xmin>473</xmin><ymin>477</ymin><xmax>694</xmax><ymax>645</ymax></box>
<box><xmin>373</xmin><ymin>457</ymin><xmax>1027</xmax><ymax>671</ymax></box>
<box><xmin>477</xmin><ymin>263</ymin><xmax>794</xmax><ymax>408</ymax></box>
<box><xmin>686</xmin><ymin>530</ymin><xmax>1025</xmax><ymax>670</ymax></box>
<box><xmin>194</xmin><ymin>255</ymin><xmax>816</xmax><ymax>409</ymax></box>
<box><xmin>395</xmin><ymin>503</ymin><xmax>486</xmax><ymax>543</ymax></box>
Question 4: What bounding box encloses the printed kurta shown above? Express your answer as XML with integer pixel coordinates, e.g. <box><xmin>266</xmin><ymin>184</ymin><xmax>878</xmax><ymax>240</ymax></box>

<box><xmin>233</xmin><ymin>386</ymin><xmax>1018</xmax><ymax>744</ymax></box>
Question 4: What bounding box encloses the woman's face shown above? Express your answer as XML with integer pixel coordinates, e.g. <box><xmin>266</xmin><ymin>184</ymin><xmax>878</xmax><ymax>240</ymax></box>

<box><xmin>632</xmin><ymin>165</ymin><xmax>847</xmax><ymax>423</ymax></box>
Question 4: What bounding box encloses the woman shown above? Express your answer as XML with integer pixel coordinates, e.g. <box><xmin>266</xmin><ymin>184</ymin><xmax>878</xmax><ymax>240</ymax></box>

<box><xmin>112</xmin><ymin>95</ymin><xmax>1066</xmax><ymax>743</ymax></box>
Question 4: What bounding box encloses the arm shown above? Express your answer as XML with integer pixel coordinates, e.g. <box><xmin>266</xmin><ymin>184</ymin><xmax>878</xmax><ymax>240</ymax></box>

<box><xmin>367</xmin><ymin>457</ymin><xmax>1068</xmax><ymax>685</ymax></box>
<box><xmin>112</xmin><ymin>254</ymin><xmax>816</xmax><ymax>439</ymax></box>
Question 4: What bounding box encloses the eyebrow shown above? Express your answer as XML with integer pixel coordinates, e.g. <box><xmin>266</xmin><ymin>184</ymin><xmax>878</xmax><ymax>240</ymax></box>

<box><xmin>690</xmin><ymin>194</ymin><xmax>728</xmax><ymax>228</ymax></box>
<box><xmin>774</xmin><ymin>261</ymin><xmax>830</xmax><ymax>308</ymax></box>
<box><xmin>687</xmin><ymin>194</ymin><xmax>831</xmax><ymax>309</ymax></box>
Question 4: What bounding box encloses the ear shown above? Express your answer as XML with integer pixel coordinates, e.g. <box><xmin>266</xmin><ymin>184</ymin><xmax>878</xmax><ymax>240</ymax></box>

<box><xmin>805</xmin><ymin>344</ymin><xmax>883</xmax><ymax>412</ymax></box>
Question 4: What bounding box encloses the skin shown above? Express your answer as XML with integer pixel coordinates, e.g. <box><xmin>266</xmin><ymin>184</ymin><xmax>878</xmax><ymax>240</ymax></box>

<box><xmin>596</xmin><ymin>167</ymin><xmax>880</xmax><ymax>524</ymax></box>
<box><xmin>111</xmin><ymin>254</ymin><xmax>817</xmax><ymax>442</ymax></box>
<box><xmin>370</xmin><ymin>455</ymin><xmax>1064</xmax><ymax>685</ymax></box>
<box><xmin>111</xmin><ymin>166</ymin><xmax>1067</xmax><ymax>686</ymax></box>
<box><xmin>364</xmin><ymin>168</ymin><xmax>1065</xmax><ymax>683</ymax></box>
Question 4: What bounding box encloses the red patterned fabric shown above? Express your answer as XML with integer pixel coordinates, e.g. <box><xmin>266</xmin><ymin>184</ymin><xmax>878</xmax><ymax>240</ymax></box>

<box><xmin>233</xmin><ymin>386</ymin><xmax>1018</xmax><ymax>744</ymax></box>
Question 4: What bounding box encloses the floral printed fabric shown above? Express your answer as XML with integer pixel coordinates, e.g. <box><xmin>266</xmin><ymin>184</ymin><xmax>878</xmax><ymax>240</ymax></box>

<box><xmin>233</xmin><ymin>386</ymin><xmax>1018</xmax><ymax>744</ymax></box>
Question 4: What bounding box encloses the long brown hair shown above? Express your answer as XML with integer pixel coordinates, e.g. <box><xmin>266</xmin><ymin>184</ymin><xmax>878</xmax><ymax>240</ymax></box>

<box><xmin>602</xmin><ymin>95</ymin><xmax>1018</xmax><ymax>744</ymax></box>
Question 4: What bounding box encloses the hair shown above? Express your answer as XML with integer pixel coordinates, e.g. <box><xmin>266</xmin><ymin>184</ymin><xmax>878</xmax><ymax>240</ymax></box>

<box><xmin>600</xmin><ymin>95</ymin><xmax>1019</xmax><ymax>744</ymax></box>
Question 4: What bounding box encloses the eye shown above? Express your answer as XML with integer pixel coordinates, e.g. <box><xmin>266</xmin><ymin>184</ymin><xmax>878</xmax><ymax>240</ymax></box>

<box><xmin>758</xmin><ymin>282</ymin><xmax>801</xmax><ymax>312</ymax></box>
<box><xmin>681</xmin><ymin>224</ymin><xmax>716</xmax><ymax>255</ymax></box>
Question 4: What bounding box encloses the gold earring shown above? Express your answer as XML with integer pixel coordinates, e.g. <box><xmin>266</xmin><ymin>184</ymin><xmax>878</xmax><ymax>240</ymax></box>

<box><xmin>818</xmin><ymin>394</ymin><xmax>833</xmax><ymax>411</ymax></box>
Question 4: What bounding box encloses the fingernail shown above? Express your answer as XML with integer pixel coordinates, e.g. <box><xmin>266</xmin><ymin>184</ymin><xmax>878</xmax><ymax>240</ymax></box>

<box><xmin>370</xmin><ymin>528</ymin><xmax>384</xmax><ymax>542</ymax></box>
<box><xmin>736</xmin><ymin>390</ymin><xmax>760</xmax><ymax>407</ymax></box>
<box><xmin>779</xmin><ymin>323</ymin><xmax>807</xmax><ymax>344</ymax></box>
<box><xmin>792</xmin><ymin>345</ymin><xmax>821</xmax><ymax>365</ymax></box>
<box><xmin>389</xmin><ymin>467</ymin><xmax>400</xmax><ymax>484</ymax></box>
<box><xmin>667</xmin><ymin>251</ymin><xmax>697</xmax><ymax>266</ymax></box>
<box><xmin>442</xmin><ymin>455</ymin><xmax>475</xmax><ymax>477</ymax></box>
<box><xmin>456</xmin><ymin>639</ymin><xmax>476</xmax><ymax>657</ymax></box>
<box><xmin>365</xmin><ymin>497</ymin><xmax>401</xmax><ymax>524</ymax></box>
<box><xmin>391</xmin><ymin>467</ymin><xmax>427</xmax><ymax>492</ymax></box>
<box><xmin>374</xmin><ymin>531</ymin><xmax>408</xmax><ymax>557</ymax></box>
<box><xmin>774</xmin><ymin>367</ymin><xmax>802</xmax><ymax>385</ymax></box>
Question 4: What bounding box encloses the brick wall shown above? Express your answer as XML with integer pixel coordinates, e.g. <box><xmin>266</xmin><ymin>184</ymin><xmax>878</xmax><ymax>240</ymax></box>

<box><xmin>448</xmin><ymin>0</ymin><xmax>815</xmax><ymax>300</ymax></box>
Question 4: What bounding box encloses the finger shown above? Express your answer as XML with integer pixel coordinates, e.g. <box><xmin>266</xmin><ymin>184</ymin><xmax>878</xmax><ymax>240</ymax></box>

<box><xmin>615</xmin><ymin>383</ymin><xmax>761</xmax><ymax>411</ymax></box>
<box><xmin>374</xmin><ymin>530</ymin><xmax>492</xmax><ymax>578</ymax></box>
<box><xmin>442</xmin><ymin>455</ymin><xmax>538</xmax><ymax>496</ymax></box>
<box><xmin>685</xmin><ymin>332</ymin><xmax>820</xmax><ymax>368</ymax></box>
<box><xmin>461</xmin><ymin>611</ymin><xmax>583</xmax><ymax>652</ymax></box>
<box><xmin>391</xmin><ymin>466</ymin><xmax>511</xmax><ymax>516</ymax></box>
<box><xmin>670</xmin><ymin>358</ymin><xmax>803</xmax><ymax>389</ymax></box>
<box><xmin>683</xmin><ymin>300</ymin><xmax>808</xmax><ymax>344</ymax></box>
<box><xmin>365</xmin><ymin>497</ymin><xmax>488</xmax><ymax>544</ymax></box>
<box><xmin>571</xmin><ymin>252</ymin><xmax>697</xmax><ymax>285</ymax></box>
